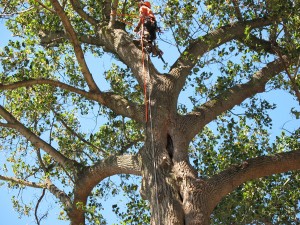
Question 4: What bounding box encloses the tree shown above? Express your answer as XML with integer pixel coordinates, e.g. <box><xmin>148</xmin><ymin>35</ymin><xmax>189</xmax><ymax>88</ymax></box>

<box><xmin>0</xmin><ymin>0</ymin><xmax>300</xmax><ymax>224</ymax></box>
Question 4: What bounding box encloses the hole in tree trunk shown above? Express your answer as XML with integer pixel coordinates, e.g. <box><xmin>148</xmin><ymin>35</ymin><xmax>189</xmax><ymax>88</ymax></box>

<box><xmin>166</xmin><ymin>134</ymin><xmax>174</xmax><ymax>159</ymax></box>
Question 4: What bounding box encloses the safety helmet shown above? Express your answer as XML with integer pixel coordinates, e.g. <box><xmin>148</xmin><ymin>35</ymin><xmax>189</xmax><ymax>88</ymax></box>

<box><xmin>143</xmin><ymin>1</ymin><xmax>151</xmax><ymax>8</ymax></box>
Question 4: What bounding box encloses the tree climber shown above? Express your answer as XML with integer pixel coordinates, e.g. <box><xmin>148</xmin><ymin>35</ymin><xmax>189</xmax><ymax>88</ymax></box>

<box><xmin>134</xmin><ymin>1</ymin><xmax>164</xmax><ymax>63</ymax></box>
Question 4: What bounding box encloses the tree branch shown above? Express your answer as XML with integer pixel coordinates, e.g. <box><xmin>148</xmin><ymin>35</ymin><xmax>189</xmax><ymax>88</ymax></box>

<box><xmin>182</xmin><ymin>56</ymin><xmax>288</xmax><ymax>141</ymax></box>
<box><xmin>237</xmin><ymin>34</ymin><xmax>276</xmax><ymax>54</ymax></box>
<box><xmin>45</xmin><ymin>178</ymin><xmax>73</xmax><ymax>212</ymax></box>
<box><xmin>39</xmin><ymin>30</ymin><xmax>105</xmax><ymax>47</ymax></box>
<box><xmin>231</xmin><ymin>0</ymin><xmax>243</xmax><ymax>21</ymax></box>
<box><xmin>108</xmin><ymin>0</ymin><xmax>119</xmax><ymax>28</ymax></box>
<box><xmin>49</xmin><ymin>0</ymin><xmax>99</xmax><ymax>92</ymax></box>
<box><xmin>207</xmin><ymin>149</ymin><xmax>300</xmax><ymax>211</ymax></box>
<box><xmin>69</xmin><ymin>0</ymin><xmax>98</xmax><ymax>25</ymax></box>
<box><xmin>0</xmin><ymin>105</ymin><xmax>77</xmax><ymax>170</ymax></box>
<box><xmin>0</xmin><ymin>174</ymin><xmax>45</xmax><ymax>188</ymax></box>
<box><xmin>53</xmin><ymin>110</ymin><xmax>107</xmax><ymax>155</ymax></box>
<box><xmin>76</xmin><ymin>154</ymin><xmax>141</xmax><ymax>197</ymax></box>
<box><xmin>35</xmin><ymin>188</ymin><xmax>46</xmax><ymax>225</ymax></box>
<box><xmin>103</xmin><ymin>0</ymin><xmax>112</xmax><ymax>21</ymax></box>
<box><xmin>33</xmin><ymin>0</ymin><xmax>56</xmax><ymax>14</ymax></box>
<box><xmin>272</xmin><ymin>46</ymin><xmax>300</xmax><ymax>104</ymax></box>
<box><xmin>0</xmin><ymin>78</ymin><xmax>145</xmax><ymax>122</ymax></box>
<box><xmin>170</xmin><ymin>16</ymin><xmax>278</xmax><ymax>92</ymax></box>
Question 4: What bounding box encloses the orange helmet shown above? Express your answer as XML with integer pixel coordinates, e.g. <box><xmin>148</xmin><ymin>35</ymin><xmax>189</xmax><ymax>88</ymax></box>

<box><xmin>143</xmin><ymin>1</ymin><xmax>151</xmax><ymax>8</ymax></box>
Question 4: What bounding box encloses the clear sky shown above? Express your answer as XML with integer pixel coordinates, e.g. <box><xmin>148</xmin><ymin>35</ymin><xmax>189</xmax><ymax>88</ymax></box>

<box><xmin>1</xmin><ymin>4</ymin><xmax>300</xmax><ymax>224</ymax></box>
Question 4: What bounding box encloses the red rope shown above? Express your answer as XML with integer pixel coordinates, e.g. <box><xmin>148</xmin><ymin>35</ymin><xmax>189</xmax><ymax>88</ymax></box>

<box><xmin>141</xmin><ymin>22</ymin><xmax>149</xmax><ymax>122</ymax></box>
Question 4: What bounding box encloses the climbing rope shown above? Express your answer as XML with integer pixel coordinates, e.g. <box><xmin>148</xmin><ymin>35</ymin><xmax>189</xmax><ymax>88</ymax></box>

<box><xmin>146</xmin><ymin>57</ymin><xmax>161</xmax><ymax>224</ymax></box>
<box><xmin>141</xmin><ymin>22</ymin><xmax>149</xmax><ymax>122</ymax></box>
<box><xmin>141</xmin><ymin>24</ymin><xmax>161</xmax><ymax>224</ymax></box>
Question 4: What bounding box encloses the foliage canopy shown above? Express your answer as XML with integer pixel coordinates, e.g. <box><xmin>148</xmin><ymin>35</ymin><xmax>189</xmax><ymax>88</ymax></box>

<box><xmin>0</xmin><ymin>0</ymin><xmax>300</xmax><ymax>224</ymax></box>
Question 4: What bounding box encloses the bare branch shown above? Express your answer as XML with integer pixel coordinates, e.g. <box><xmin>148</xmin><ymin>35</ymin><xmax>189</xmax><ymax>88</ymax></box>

<box><xmin>272</xmin><ymin>45</ymin><xmax>300</xmax><ymax>104</ymax></box>
<box><xmin>207</xmin><ymin>149</ymin><xmax>300</xmax><ymax>211</ymax></box>
<box><xmin>0</xmin><ymin>174</ymin><xmax>45</xmax><ymax>188</ymax></box>
<box><xmin>39</xmin><ymin>30</ymin><xmax>105</xmax><ymax>47</ymax></box>
<box><xmin>49</xmin><ymin>0</ymin><xmax>99</xmax><ymax>92</ymax></box>
<box><xmin>35</xmin><ymin>188</ymin><xmax>46</xmax><ymax>225</ymax></box>
<box><xmin>103</xmin><ymin>0</ymin><xmax>112</xmax><ymax>21</ymax></box>
<box><xmin>237</xmin><ymin>34</ymin><xmax>277</xmax><ymax>54</ymax></box>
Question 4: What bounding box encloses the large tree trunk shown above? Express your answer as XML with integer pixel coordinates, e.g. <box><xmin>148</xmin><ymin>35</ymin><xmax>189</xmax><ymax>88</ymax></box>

<box><xmin>139</xmin><ymin>85</ymin><xmax>213</xmax><ymax>224</ymax></box>
<box><xmin>141</xmin><ymin>129</ymin><xmax>213</xmax><ymax>224</ymax></box>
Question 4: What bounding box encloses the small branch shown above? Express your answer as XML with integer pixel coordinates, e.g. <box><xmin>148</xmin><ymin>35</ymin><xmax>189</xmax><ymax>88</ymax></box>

<box><xmin>272</xmin><ymin>45</ymin><xmax>300</xmax><ymax>104</ymax></box>
<box><xmin>0</xmin><ymin>174</ymin><xmax>45</xmax><ymax>188</ymax></box>
<box><xmin>237</xmin><ymin>34</ymin><xmax>278</xmax><ymax>54</ymax></box>
<box><xmin>108</xmin><ymin>0</ymin><xmax>119</xmax><ymax>28</ymax></box>
<box><xmin>103</xmin><ymin>0</ymin><xmax>112</xmax><ymax>21</ymax></box>
<box><xmin>33</xmin><ymin>0</ymin><xmax>56</xmax><ymax>14</ymax></box>
<box><xmin>69</xmin><ymin>0</ymin><xmax>98</xmax><ymax>25</ymax></box>
<box><xmin>35</xmin><ymin>188</ymin><xmax>47</xmax><ymax>225</ymax></box>
<box><xmin>169</xmin><ymin>16</ymin><xmax>278</xmax><ymax>93</ymax></box>
<box><xmin>0</xmin><ymin>7</ymin><xmax>34</xmax><ymax>17</ymax></box>
<box><xmin>53</xmin><ymin>110</ymin><xmax>107</xmax><ymax>155</ymax></box>
<box><xmin>39</xmin><ymin>30</ymin><xmax>105</xmax><ymax>48</ymax></box>
<box><xmin>231</xmin><ymin>0</ymin><xmax>243</xmax><ymax>21</ymax></box>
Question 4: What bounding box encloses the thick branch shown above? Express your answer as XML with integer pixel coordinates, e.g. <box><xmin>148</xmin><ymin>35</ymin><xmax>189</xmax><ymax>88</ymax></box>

<box><xmin>69</xmin><ymin>0</ymin><xmax>98</xmax><ymax>25</ymax></box>
<box><xmin>170</xmin><ymin>17</ymin><xmax>278</xmax><ymax>92</ymax></box>
<box><xmin>207</xmin><ymin>149</ymin><xmax>300</xmax><ymax>211</ymax></box>
<box><xmin>75</xmin><ymin>154</ymin><xmax>141</xmax><ymax>198</ymax></box>
<box><xmin>39</xmin><ymin>30</ymin><xmax>105</xmax><ymax>47</ymax></box>
<box><xmin>237</xmin><ymin>34</ymin><xmax>276</xmax><ymax>54</ymax></box>
<box><xmin>96</xmin><ymin>28</ymin><xmax>160</xmax><ymax>87</ymax></box>
<box><xmin>0</xmin><ymin>105</ymin><xmax>77</xmax><ymax>170</ymax></box>
<box><xmin>0</xmin><ymin>174</ymin><xmax>45</xmax><ymax>188</ymax></box>
<box><xmin>49</xmin><ymin>0</ymin><xmax>99</xmax><ymax>92</ymax></box>
<box><xmin>0</xmin><ymin>78</ymin><xmax>145</xmax><ymax>122</ymax></box>
<box><xmin>45</xmin><ymin>179</ymin><xmax>73</xmax><ymax>212</ymax></box>
<box><xmin>182</xmin><ymin>56</ymin><xmax>287</xmax><ymax>141</ymax></box>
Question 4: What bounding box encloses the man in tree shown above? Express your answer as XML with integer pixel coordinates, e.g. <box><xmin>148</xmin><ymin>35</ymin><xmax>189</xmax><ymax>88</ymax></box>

<box><xmin>134</xmin><ymin>1</ymin><xmax>161</xmax><ymax>57</ymax></box>
<box><xmin>0</xmin><ymin>0</ymin><xmax>300</xmax><ymax>225</ymax></box>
